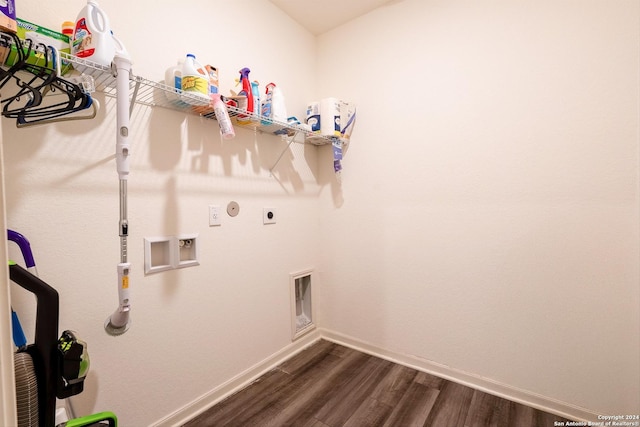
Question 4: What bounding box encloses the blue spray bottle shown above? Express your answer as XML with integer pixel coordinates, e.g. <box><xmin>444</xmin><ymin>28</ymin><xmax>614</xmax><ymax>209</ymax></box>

<box><xmin>251</xmin><ymin>81</ymin><xmax>260</xmax><ymax>122</ymax></box>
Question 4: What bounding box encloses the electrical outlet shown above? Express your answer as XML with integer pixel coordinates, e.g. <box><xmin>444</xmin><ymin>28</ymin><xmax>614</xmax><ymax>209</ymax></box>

<box><xmin>263</xmin><ymin>207</ymin><xmax>276</xmax><ymax>225</ymax></box>
<box><xmin>209</xmin><ymin>205</ymin><xmax>221</xmax><ymax>226</ymax></box>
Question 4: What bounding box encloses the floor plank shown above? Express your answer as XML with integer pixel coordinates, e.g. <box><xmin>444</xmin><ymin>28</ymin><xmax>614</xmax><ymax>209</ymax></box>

<box><xmin>423</xmin><ymin>380</ymin><xmax>475</xmax><ymax>427</ymax></box>
<box><xmin>370</xmin><ymin>364</ymin><xmax>419</xmax><ymax>407</ymax></box>
<box><xmin>343</xmin><ymin>398</ymin><xmax>393</xmax><ymax>427</ymax></box>
<box><xmin>464</xmin><ymin>390</ymin><xmax>511</xmax><ymax>427</ymax></box>
<box><xmin>182</xmin><ymin>340</ymin><xmax>574</xmax><ymax>427</ymax></box>
<box><xmin>382</xmin><ymin>382</ymin><xmax>439</xmax><ymax>427</ymax></box>
<box><xmin>314</xmin><ymin>356</ymin><xmax>394</xmax><ymax>426</ymax></box>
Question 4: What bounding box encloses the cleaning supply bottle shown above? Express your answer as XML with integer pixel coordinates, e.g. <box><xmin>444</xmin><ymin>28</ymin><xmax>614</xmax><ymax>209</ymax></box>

<box><xmin>61</xmin><ymin>21</ymin><xmax>75</xmax><ymax>70</ymax></box>
<box><xmin>72</xmin><ymin>0</ymin><xmax>116</xmax><ymax>66</ymax></box>
<box><xmin>181</xmin><ymin>54</ymin><xmax>209</xmax><ymax>104</ymax></box>
<box><xmin>212</xmin><ymin>94</ymin><xmax>235</xmax><ymax>139</ymax></box>
<box><xmin>271</xmin><ymin>83</ymin><xmax>287</xmax><ymax>123</ymax></box>
<box><xmin>236</xmin><ymin>67</ymin><xmax>253</xmax><ymax>123</ymax></box>
<box><xmin>205</xmin><ymin>65</ymin><xmax>218</xmax><ymax>95</ymax></box>
<box><xmin>261</xmin><ymin>83</ymin><xmax>274</xmax><ymax>125</ymax></box>
<box><xmin>251</xmin><ymin>81</ymin><xmax>260</xmax><ymax>123</ymax></box>
<box><xmin>61</xmin><ymin>21</ymin><xmax>74</xmax><ymax>51</ymax></box>
<box><xmin>164</xmin><ymin>59</ymin><xmax>183</xmax><ymax>102</ymax></box>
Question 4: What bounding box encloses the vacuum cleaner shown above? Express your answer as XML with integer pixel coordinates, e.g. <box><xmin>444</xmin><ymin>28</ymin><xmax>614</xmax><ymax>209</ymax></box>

<box><xmin>10</xmin><ymin>262</ymin><xmax>118</xmax><ymax>427</ymax></box>
<box><xmin>8</xmin><ymin>230</ymin><xmax>117</xmax><ymax>426</ymax></box>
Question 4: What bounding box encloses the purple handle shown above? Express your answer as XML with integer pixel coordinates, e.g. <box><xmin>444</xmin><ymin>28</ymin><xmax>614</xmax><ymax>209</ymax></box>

<box><xmin>7</xmin><ymin>229</ymin><xmax>36</xmax><ymax>268</ymax></box>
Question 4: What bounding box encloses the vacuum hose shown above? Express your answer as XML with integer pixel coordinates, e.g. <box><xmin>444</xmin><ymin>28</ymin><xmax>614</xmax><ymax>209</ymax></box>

<box><xmin>105</xmin><ymin>50</ymin><xmax>133</xmax><ymax>336</ymax></box>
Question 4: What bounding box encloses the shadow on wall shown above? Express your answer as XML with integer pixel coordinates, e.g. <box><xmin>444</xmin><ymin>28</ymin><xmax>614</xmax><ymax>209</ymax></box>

<box><xmin>161</xmin><ymin>175</ymin><xmax>179</xmax><ymax>299</ymax></box>
<box><xmin>66</xmin><ymin>369</ymin><xmax>100</xmax><ymax>418</ymax></box>
<box><xmin>2</xmin><ymin>91</ymin><xmax>114</xmax><ymax>215</ymax></box>
<box><xmin>147</xmin><ymin>107</ymin><xmax>183</xmax><ymax>172</ymax></box>
<box><xmin>313</xmin><ymin>142</ymin><xmax>345</xmax><ymax>208</ymax></box>
<box><xmin>146</xmin><ymin>98</ymin><xmax>308</xmax><ymax>193</ymax></box>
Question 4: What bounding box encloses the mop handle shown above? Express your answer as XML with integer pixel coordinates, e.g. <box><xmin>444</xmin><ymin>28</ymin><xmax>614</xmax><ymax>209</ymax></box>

<box><xmin>113</xmin><ymin>53</ymin><xmax>132</xmax><ymax>265</ymax></box>
<box><xmin>114</xmin><ymin>54</ymin><xmax>131</xmax><ymax>183</ymax></box>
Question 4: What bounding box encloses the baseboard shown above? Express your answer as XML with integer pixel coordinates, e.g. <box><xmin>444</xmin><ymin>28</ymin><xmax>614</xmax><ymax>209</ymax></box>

<box><xmin>319</xmin><ymin>328</ymin><xmax>599</xmax><ymax>423</ymax></box>
<box><xmin>152</xmin><ymin>327</ymin><xmax>599</xmax><ymax>426</ymax></box>
<box><xmin>150</xmin><ymin>329</ymin><xmax>322</xmax><ymax>427</ymax></box>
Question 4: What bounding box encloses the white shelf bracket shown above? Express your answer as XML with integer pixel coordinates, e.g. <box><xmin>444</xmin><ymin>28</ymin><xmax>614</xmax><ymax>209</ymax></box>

<box><xmin>129</xmin><ymin>79</ymin><xmax>141</xmax><ymax>118</ymax></box>
<box><xmin>269</xmin><ymin>130</ymin><xmax>299</xmax><ymax>174</ymax></box>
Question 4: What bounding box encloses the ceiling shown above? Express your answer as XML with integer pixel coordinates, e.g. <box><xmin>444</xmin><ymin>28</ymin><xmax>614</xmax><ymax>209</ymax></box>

<box><xmin>269</xmin><ymin>0</ymin><xmax>393</xmax><ymax>35</ymax></box>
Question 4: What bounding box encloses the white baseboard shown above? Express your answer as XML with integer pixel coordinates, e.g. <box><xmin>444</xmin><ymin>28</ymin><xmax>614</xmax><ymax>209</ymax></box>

<box><xmin>319</xmin><ymin>328</ymin><xmax>599</xmax><ymax>423</ymax></box>
<box><xmin>150</xmin><ymin>329</ymin><xmax>322</xmax><ymax>427</ymax></box>
<box><xmin>152</xmin><ymin>327</ymin><xmax>599</xmax><ymax>426</ymax></box>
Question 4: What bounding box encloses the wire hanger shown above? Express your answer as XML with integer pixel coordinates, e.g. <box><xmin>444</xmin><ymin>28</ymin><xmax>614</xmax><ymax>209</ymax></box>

<box><xmin>0</xmin><ymin>31</ymin><xmax>99</xmax><ymax>126</ymax></box>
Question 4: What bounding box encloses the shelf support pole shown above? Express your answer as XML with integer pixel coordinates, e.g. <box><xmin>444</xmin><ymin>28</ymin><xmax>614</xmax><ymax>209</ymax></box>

<box><xmin>269</xmin><ymin>130</ymin><xmax>299</xmax><ymax>174</ymax></box>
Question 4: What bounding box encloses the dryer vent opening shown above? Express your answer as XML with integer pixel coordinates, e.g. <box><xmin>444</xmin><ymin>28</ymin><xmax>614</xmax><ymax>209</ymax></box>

<box><xmin>290</xmin><ymin>269</ymin><xmax>315</xmax><ymax>340</ymax></box>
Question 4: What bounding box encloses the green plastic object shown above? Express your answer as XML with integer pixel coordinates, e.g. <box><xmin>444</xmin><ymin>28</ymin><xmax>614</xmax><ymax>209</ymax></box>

<box><xmin>65</xmin><ymin>411</ymin><xmax>118</xmax><ymax>427</ymax></box>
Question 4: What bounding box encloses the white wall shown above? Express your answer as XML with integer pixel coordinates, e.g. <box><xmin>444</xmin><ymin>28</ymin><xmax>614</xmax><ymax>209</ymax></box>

<box><xmin>317</xmin><ymin>0</ymin><xmax>639</xmax><ymax>417</ymax></box>
<box><xmin>0</xmin><ymin>120</ymin><xmax>17</xmax><ymax>427</ymax></box>
<box><xmin>3</xmin><ymin>1</ymin><xmax>322</xmax><ymax>426</ymax></box>
<box><xmin>3</xmin><ymin>0</ymin><xmax>639</xmax><ymax>424</ymax></box>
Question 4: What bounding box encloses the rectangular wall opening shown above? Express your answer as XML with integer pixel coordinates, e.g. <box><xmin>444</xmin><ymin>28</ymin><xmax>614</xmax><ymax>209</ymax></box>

<box><xmin>176</xmin><ymin>234</ymin><xmax>199</xmax><ymax>268</ymax></box>
<box><xmin>144</xmin><ymin>237</ymin><xmax>173</xmax><ymax>274</ymax></box>
<box><xmin>290</xmin><ymin>269</ymin><xmax>315</xmax><ymax>340</ymax></box>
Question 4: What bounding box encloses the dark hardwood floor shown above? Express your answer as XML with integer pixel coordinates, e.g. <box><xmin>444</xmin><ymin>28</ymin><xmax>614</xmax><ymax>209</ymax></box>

<box><xmin>183</xmin><ymin>340</ymin><xmax>573</xmax><ymax>427</ymax></box>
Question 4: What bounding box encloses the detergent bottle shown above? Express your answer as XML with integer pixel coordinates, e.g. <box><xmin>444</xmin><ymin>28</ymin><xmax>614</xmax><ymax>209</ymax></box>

<box><xmin>72</xmin><ymin>0</ymin><xmax>116</xmax><ymax>66</ymax></box>
<box><xmin>251</xmin><ymin>81</ymin><xmax>260</xmax><ymax>123</ymax></box>
<box><xmin>271</xmin><ymin>83</ymin><xmax>287</xmax><ymax>123</ymax></box>
<box><xmin>181</xmin><ymin>54</ymin><xmax>209</xmax><ymax>104</ymax></box>
<box><xmin>212</xmin><ymin>94</ymin><xmax>235</xmax><ymax>140</ymax></box>
<box><xmin>164</xmin><ymin>59</ymin><xmax>183</xmax><ymax>102</ymax></box>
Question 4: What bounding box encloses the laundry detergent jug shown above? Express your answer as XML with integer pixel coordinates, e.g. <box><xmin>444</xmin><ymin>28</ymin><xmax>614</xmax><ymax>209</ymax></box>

<box><xmin>181</xmin><ymin>54</ymin><xmax>209</xmax><ymax>105</ymax></box>
<box><xmin>72</xmin><ymin>0</ymin><xmax>116</xmax><ymax>67</ymax></box>
<box><xmin>164</xmin><ymin>59</ymin><xmax>183</xmax><ymax>102</ymax></box>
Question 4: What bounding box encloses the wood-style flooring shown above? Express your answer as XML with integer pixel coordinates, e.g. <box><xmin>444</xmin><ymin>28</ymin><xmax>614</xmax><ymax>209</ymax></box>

<box><xmin>183</xmin><ymin>339</ymin><xmax>572</xmax><ymax>427</ymax></box>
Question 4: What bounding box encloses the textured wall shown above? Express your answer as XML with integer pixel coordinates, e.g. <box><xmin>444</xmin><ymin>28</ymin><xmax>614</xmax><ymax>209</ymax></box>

<box><xmin>3</xmin><ymin>1</ymin><xmax>322</xmax><ymax>425</ymax></box>
<box><xmin>316</xmin><ymin>0</ymin><xmax>640</xmax><ymax>416</ymax></box>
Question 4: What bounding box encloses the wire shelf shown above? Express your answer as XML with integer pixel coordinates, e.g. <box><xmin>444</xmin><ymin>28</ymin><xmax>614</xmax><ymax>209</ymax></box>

<box><xmin>61</xmin><ymin>52</ymin><xmax>334</xmax><ymax>146</ymax></box>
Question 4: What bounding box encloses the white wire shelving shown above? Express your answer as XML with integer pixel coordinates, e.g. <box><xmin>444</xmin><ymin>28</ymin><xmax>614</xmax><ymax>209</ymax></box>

<box><xmin>61</xmin><ymin>53</ymin><xmax>333</xmax><ymax>146</ymax></box>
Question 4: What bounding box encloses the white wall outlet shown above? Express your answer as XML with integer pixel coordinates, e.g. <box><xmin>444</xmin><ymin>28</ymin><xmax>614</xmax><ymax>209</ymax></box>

<box><xmin>263</xmin><ymin>207</ymin><xmax>276</xmax><ymax>224</ymax></box>
<box><xmin>209</xmin><ymin>205</ymin><xmax>221</xmax><ymax>226</ymax></box>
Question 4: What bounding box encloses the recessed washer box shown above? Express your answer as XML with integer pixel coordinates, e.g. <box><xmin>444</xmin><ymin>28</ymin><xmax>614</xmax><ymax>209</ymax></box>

<box><xmin>144</xmin><ymin>234</ymin><xmax>200</xmax><ymax>274</ymax></box>
<box><xmin>176</xmin><ymin>234</ymin><xmax>199</xmax><ymax>269</ymax></box>
<box><xmin>144</xmin><ymin>237</ymin><xmax>174</xmax><ymax>274</ymax></box>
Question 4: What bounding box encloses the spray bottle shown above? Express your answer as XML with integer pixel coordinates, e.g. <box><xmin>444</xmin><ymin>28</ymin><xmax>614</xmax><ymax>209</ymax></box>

<box><xmin>212</xmin><ymin>94</ymin><xmax>235</xmax><ymax>139</ymax></box>
<box><xmin>261</xmin><ymin>83</ymin><xmax>274</xmax><ymax>125</ymax></box>
<box><xmin>251</xmin><ymin>81</ymin><xmax>260</xmax><ymax>123</ymax></box>
<box><xmin>236</xmin><ymin>67</ymin><xmax>253</xmax><ymax>123</ymax></box>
